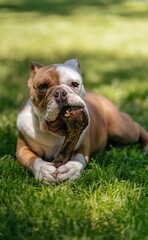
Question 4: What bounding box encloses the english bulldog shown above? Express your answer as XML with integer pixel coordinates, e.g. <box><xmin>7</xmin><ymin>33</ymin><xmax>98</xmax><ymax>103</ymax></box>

<box><xmin>16</xmin><ymin>59</ymin><xmax>148</xmax><ymax>184</ymax></box>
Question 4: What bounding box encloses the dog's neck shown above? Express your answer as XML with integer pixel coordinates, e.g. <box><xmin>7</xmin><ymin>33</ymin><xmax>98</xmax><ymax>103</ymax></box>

<box><xmin>31</xmin><ymin>102</ymin><xmax>47</xmax><ymax>132</ymax></box>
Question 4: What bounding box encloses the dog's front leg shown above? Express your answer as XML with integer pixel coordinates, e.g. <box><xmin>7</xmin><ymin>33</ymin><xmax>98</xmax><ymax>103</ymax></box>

<box><xmin>16</xmin><ymin>133</ymin><xmax>57</xmax><ymax>184</ymax></box>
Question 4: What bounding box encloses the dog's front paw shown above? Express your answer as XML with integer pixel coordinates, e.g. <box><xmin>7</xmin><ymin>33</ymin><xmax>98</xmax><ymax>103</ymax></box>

<box><xmin>33</xmin><ymin>158</ymin><xmax>57</xmax><ymax>184</ymax></box>
<box><xmin>56</xmin><ymin>154</ymin><xmax>86</xmax><ymax>181</ymax></box>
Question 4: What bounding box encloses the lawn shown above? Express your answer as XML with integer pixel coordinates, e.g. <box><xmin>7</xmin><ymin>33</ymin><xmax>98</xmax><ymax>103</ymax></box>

<box><xmin>0</xmin><ymin>0</ymin><xmax>148</xmax><ymax>239</ymax></box>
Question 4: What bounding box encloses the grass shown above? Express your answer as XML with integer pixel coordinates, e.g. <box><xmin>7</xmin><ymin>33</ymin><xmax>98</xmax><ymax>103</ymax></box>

<box><xmin>0</xmin><ymin>0</ymin><xmax>148</xmax><ymax>239</ymax></box>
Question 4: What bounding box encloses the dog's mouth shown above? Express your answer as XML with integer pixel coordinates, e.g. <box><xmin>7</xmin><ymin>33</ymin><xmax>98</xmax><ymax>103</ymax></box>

<box><xmin>46</xmin><ymin>106</ymin><xmax>84</xmax><ymax>136</ymax></box>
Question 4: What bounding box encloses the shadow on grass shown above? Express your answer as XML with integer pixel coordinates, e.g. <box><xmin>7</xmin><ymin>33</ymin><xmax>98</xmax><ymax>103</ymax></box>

<box><xmin>0</xmin><ymin>0</ymin><xmax>147</xmax><ymax>19</ymax></box>
<box><xmin>0</xmin><ymin>58</ymin><xmax>29</xmax><ymax>113</ymax></box>
<box><xmin>0</xmin><ymin>119</ymin><xmax>17</xmax><ymax>157</ymax></box>
<box><xmin>95</xmin><ymin>58</ymin><xmax>148</xmax><ymax>86</ymax></box>
<box><xmin>0</xmin><ymin>205</ymin><xmax>45</xmax><ymax>240</ymax></box>
<box><xmin>0</xmin><ymin>0</ymin><xmax>126</xmax><ymax>16</ymax></box>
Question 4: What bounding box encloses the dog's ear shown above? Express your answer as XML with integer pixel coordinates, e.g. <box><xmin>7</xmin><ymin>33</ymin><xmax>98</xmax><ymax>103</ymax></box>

<box><xmin>28</xmin><ymin>61</ymin><xmax>43</xmax><ymax>89</ymax></box>
<box><xmin>64</xmin><ymin>59</ymin><xmax>81</xmax><ymax>73</ymax></box>
<box><xmin>30</xmin><ymin>61</ymin><xmax>43</xmax><ymax>78</ymax></box>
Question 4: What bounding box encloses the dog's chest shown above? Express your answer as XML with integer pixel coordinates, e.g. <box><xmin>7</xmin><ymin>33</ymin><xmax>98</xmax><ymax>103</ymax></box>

<box><xmin>17</xmin><ymin>100</ymin><xmax>64</xmax><ymax>158</ymax></box>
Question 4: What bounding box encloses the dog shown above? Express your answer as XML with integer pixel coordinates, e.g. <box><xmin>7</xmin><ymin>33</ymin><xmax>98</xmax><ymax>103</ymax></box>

<box><xmin>16</xmin><ymin>59</ymin><xmax>148</xmax><ymax>184</ymax></box>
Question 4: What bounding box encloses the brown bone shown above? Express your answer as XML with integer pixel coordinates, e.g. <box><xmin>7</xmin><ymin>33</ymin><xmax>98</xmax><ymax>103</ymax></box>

<box><xmin>53</xmin><ymin>107</ymin><xmax>88</xmax><ymax>167</ymax></box>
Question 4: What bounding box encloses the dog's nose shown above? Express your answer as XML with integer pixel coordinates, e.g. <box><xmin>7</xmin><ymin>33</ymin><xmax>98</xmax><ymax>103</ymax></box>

<box><xmin>53</xmin><ymin>88</ymin><xmax>67</xmax><ymax>103</ymax></box>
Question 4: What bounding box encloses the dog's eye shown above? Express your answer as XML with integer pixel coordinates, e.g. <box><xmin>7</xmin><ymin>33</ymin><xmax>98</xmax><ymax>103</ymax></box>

<box><xmin>38</xmin><ymin>84</ymin><xmax>48</xmax><ymax>93</ymax></box>
<box><xmin>71</xmin><ymin>82</ymin><xmax>79</xmax><ymax>88</ymax></box>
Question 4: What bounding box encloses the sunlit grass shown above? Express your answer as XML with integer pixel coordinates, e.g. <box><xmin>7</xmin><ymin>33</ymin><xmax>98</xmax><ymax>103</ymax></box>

<box><xmin>1</xmin><ymin>1</ymin><xmax>148</xmax><ymax>59</ymax></box>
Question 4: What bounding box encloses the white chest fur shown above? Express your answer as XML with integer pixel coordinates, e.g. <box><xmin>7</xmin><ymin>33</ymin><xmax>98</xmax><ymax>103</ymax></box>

<box><xmin>17</xmin><ymin>99</ymin><xmax>64</xmax><ymax>159</ymax></box>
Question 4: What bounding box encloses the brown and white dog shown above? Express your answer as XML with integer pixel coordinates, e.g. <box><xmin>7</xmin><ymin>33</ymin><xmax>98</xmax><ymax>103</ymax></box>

<box><xmin>16</xmin><ymin>59</ymin><xmax>148</xmax><ymax>184</ymax></box>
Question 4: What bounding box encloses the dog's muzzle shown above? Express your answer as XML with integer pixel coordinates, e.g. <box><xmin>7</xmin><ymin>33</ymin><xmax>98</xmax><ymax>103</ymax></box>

<box><xmin>53</xmin><ymin>88</ymin><xmax>67</xmax><ymax>105</ymax></box>
<box><xmin>44</xmin><ymin>86</ymin><xmax>85</xmax><ymax>134</ymax></box>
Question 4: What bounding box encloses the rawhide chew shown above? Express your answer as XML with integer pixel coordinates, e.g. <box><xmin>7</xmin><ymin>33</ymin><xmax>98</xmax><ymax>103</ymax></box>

<box><xmin>53</xmin><ymin>106</ymin><xmax>88</xmax><ymax>168</ymax></box>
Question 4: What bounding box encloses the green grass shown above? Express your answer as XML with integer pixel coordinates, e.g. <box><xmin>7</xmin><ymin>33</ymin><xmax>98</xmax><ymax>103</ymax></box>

<box><xmin>0</xmin><ymin>0</ymin><xmax>148</xmax><ymax>239</ymax></box>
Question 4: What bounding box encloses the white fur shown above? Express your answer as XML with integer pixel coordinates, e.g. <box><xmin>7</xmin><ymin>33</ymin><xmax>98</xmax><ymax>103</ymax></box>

<box><xmin>33</xmin><ymin>158</ymin><xmax>57</xmax><ymax>184</ymax></box>
<box><xmin>17</xmin><ymin>99</ymin><xmax>65</xmax><ymax>158</ymax></box>
<box><xmin>56</xmin><ymin>154</ymin><xmax>86</xmax><ymax>181</ymax></box>
<box><xmin>33</xmin><ymin>105</ymin><xmax>47</xmax><ymax>132</ymax></box>
<box><xmin>59</xmin><ymin>84</ymin><xmax>85</xmax><ymax>106</ymax></box>
<box><xmin>56</xmin><ymin>65</ymin><xmax>85</xmax><ymax>97</ymax></box>
<box><xmin>45</xmin><ymin>98</ymin><xmax>60</xmax><ymax>122</ymax></box>
<box><xmin>33</xmin><ymin>155</ymin><xmax>86</xmax><ymax>184</ymax></box>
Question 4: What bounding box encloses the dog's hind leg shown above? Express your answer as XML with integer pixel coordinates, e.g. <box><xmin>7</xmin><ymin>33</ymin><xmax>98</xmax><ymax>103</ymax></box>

<box><xmin>108</xmin><ymin>112</ymin><xmax>148</xmax><ymax>150</ymax></box>
<box><xmin>137</xmin><ymin>124</ymin><xmax>148</xmax><ymax>151</ymax></box>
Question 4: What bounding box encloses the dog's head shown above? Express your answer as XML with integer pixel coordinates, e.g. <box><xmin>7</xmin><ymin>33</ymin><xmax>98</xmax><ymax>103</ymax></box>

<box><xmin>28</xmin><ymin>59</ymin><xmax>86</xmax><ymax>135</ymax></box>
